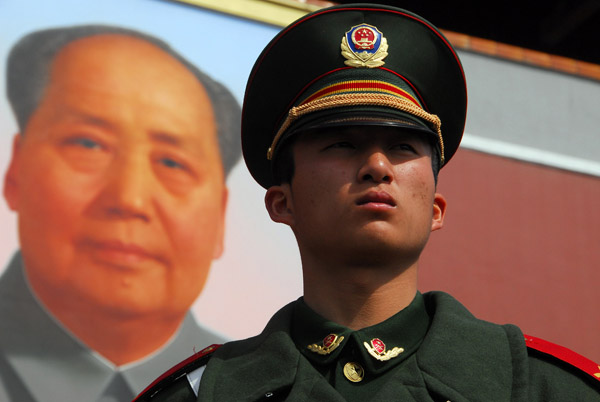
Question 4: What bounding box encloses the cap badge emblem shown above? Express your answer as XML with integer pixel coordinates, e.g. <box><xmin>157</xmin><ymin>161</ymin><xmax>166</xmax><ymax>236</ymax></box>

<box><xmin>307</xmin><ymin>333</ymin><xmax>344</xmax><ymax>355</ymax></box>
<box><xmin>341</xmin><ymin>24</ymin><xmax>388</xmax><ymax>68</ymax></box>
<box><xmin>363</xmin><ymin>338</ymin><xmax>404</xmax><ymax>361</ymax></box>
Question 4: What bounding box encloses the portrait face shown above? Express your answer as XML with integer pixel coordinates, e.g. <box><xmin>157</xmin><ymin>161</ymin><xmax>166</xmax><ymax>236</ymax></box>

<box><xmin>3</xmin><ymin>35</ymin><xmax>227</xmax><ymax>319</ymax></box>
<box><xmin>267</xmin><ymin>126</ymin><xmax>445</xmax><ymax>267</ymax></box>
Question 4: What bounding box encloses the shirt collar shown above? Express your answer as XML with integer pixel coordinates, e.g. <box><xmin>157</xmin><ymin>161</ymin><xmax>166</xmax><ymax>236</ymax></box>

<box><xmin>291</xmin><ymin>292</ymin><xmax>430</xmax><ymax>375</ymax></box>
<box><xmin>0</xmin><ymin>252</ymin><xmax>223</xmax><ymax>401</ymax></box>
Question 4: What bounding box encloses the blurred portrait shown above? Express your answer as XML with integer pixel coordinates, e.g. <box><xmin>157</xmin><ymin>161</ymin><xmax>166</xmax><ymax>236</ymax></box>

<box><xmin>0</xmin><ymin>24</ymin><xmax>241</xmax><ymax>401</ymax></box>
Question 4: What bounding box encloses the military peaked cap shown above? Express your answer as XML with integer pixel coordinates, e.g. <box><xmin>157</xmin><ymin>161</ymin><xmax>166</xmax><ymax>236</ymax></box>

<box><xmin>242</xmin><ymin>3</ymin><xmax>467</xmax><ymax>188</ymax></box>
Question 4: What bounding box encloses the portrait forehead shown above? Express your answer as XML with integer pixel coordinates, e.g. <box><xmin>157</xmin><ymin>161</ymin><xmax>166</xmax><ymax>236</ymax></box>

<box><xmin>53</xmin><ymin>34</ymin><xmax>204</xmax><ymax>95</ymax></box>
<box><xmin>34</xmin><ymin>33</ymin><xmax>219</xmax><ymax>158</ymax></box>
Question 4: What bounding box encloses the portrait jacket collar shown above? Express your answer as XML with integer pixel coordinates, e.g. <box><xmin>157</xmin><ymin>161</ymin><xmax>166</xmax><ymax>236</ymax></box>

<box><xmin>0</xmin><ymin>252</ymin><xmax>225</xmax><ymax>402</ymax></box>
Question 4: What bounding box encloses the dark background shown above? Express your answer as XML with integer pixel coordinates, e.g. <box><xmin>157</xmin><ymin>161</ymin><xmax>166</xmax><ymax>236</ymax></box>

<box><xmin>335</xmin><ymin>1</ymin><xmax>600</xmax><ymax>65</ymax></box>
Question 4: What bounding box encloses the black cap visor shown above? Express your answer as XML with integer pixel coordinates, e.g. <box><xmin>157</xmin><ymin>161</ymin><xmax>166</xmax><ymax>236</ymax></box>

<box><xmin>271</xmin><ymin>106</ymin><xmax>439</xmax><ymax>160</ymax></box>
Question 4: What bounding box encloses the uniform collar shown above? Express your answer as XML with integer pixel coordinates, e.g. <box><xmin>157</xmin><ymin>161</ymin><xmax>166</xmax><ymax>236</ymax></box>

<box><xmin>201</xmin><ymin>293</ymin><xmax>525</xmax><ymax>402</ymax></box>
<box><xmin>292</xmin><ymin>292</ymin><xmax>430</xmax><ymax>376</ymax></box>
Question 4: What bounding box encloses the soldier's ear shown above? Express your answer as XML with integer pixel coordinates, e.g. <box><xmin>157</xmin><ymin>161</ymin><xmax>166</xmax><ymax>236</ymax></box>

<box><xmin>431</xmin><ymin>192</ymin><xmax>447</xmax><ymax>232</ymax></box>
<box><xmin>264</xmin><ymin>184</ymin><xmax>294</xmax><ymax>227</ymax></box>
<box><xmin>4</xmin><ymin>134</ymin><xmax>22</xmax><ymax>212</ymax></box>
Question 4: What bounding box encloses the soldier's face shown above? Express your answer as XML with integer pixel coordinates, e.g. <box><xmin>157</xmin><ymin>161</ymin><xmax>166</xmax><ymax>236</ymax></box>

<box><xmin>268</xmin><ymin>126</ymin><xmax>445</xmax><ymax>266</ymax></box>
<box><xmin>4</xmin><ymin>35</ymin><xmax>227</xmax><ymax>318</ymax></box>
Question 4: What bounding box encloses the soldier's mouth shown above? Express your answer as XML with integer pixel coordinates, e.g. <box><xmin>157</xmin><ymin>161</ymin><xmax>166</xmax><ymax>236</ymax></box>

<box><xmin>356</xmin><ymin>191</ymin><xmax>396</xmax><ymax>207</ymax></box>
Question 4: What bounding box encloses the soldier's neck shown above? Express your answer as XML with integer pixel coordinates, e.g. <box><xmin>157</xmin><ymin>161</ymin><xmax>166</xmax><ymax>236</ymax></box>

<box><xmin>301</xmin><ymin>256</ymin><xmax>419</xmax><ymax>330</ymax></box>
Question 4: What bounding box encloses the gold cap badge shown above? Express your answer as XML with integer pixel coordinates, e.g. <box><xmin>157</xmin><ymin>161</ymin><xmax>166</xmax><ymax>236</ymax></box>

<box><xmin>341</xmin><ymin>24</ymin><xmax>388</xmax><ymax>68</ymax></box>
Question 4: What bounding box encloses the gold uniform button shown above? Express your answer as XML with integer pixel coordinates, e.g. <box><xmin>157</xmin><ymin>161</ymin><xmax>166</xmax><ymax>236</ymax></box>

<box><xmin>343</xmin><ymin>361</ymin><xmax>364</xmax><ymax>382</ymax></box>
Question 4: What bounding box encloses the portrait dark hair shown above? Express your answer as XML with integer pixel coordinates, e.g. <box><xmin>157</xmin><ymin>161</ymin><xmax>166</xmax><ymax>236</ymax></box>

<box><xmin>6</xmin><ymin>24</ymin><xmax>242</xmax><ymax>176</ymax></box>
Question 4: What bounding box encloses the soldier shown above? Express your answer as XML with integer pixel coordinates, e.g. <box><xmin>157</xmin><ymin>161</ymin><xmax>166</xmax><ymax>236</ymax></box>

<box><xmin>136</xmin><ymin>4</ymin><xmax>600</xmax><ymax>401</ymax></box>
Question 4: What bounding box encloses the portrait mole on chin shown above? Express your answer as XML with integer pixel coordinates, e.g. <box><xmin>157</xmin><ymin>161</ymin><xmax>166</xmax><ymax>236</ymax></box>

<box><xmin>0</xmin><ymin>25</ymin><xmax>241</xmax><ymax>402</ymax></box>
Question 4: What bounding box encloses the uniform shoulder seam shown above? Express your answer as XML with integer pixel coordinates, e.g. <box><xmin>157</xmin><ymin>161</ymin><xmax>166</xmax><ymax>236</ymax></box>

<box><xmin>524</xmin><ymin>334</ymin><xmax>600</xmax><ymax>384</ymax></box>
<box><xmin>133</xmin><ymin>344</ymin><xmax>222</xmax><ymax>401</ymax></box>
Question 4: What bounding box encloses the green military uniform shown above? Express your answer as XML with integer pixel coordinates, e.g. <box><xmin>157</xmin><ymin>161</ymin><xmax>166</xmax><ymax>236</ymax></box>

<box><xmin>135</xmin><ymin>3</ymin><xmax>600</xmax><ymax>400</ymax></box>
<box><xmin>136</xmin><ymin>292</ymin><xmax>600</xmax><ymax>401</ymax></box>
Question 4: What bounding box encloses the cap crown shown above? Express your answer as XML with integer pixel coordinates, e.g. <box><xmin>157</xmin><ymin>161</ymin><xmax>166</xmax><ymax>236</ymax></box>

<box><xmin>242</xmin><ymin>3</ymin><xmax>467</xmax><ymax>188</ymax></box>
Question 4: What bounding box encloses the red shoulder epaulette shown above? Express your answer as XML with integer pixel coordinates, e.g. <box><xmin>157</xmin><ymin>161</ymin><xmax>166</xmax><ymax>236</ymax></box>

<box><xmin>524</xmin><ymin>334</ymin><xmax>600</xmax><ymax>383</ymax></box>
<box><xmin>133</xmin><ymin>344</ymin><xmax>222</xmax><ymax>401</ymax></box>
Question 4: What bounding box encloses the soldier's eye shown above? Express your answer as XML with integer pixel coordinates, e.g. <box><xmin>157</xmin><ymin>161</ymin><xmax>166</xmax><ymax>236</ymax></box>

<box><xmin>327</xmin><ymin>141</ymin><xmax>354</xmax><ymax>149</ymax></box>
<box><xmin>392</xmin><ymin>143</ymin><xmax>417</xmax><ymax>153</ymax></box>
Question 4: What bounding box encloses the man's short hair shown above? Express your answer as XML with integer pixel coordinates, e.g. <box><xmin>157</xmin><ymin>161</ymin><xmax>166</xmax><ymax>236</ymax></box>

<box><xmin>6</xmin><ymin>25</ymin><xmax>241</xmax><ymax>176</ymax></box>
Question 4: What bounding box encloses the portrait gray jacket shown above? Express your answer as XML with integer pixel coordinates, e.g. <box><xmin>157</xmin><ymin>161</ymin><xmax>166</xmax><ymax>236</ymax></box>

<box><xmin>0</xmin><ymin>253</ymin><xmax>225</xmax><ymax>402</ymax></box>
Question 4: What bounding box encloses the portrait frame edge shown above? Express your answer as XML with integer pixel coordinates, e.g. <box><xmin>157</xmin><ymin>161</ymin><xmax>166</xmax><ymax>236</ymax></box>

<box><xmin>167</xmin><ymin>0</ymin><xmax>327</xmax><ymax>27</ymax></box>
